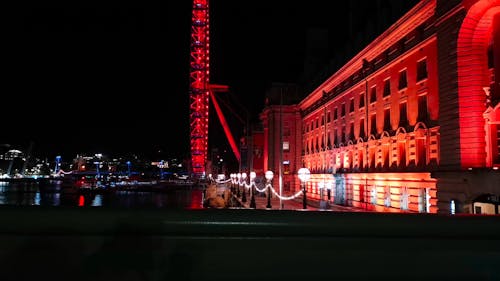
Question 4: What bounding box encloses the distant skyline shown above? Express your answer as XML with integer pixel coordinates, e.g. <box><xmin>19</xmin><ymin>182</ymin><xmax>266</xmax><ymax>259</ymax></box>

<box><xmin>6</xmin><ymin>1</ymin><xmax>419</xmax><ymax>161</ymax></box>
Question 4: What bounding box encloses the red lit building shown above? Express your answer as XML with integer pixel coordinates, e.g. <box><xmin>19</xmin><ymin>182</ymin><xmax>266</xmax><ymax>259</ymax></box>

<box><xmin>260</xmin><ymin>0</ymin><xmax>500</xmax><ymax>214</ymax></box>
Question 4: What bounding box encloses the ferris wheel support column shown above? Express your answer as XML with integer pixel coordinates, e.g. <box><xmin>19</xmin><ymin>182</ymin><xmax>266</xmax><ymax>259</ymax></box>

<box><xmin>189</xmin><ymin>0</ymin><xmax>210</xmax><ymax>178</ymax></box>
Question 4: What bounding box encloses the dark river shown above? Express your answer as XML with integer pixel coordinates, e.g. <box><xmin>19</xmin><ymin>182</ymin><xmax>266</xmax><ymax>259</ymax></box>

<box><xmin>0</xmin><ymin>181</ymin><xmax>205</xmax><ymax>209</ymax></box>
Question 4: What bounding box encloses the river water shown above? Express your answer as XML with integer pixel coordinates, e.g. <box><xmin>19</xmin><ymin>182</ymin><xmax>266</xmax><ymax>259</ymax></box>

<box><xmin>0</xmin><ymin>181</ymin><xmax>205</xmax><ymax>209</ymax></box>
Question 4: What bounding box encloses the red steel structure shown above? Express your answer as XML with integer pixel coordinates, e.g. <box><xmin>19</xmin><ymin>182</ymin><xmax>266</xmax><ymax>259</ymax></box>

<box><xmin>189</xmin><ymin>0</ymin><xmax>241</xmax><ymax>177</ymax></box>
<box><xmin>189</xmin><ymin>0</ymin><xmax>210</xmax><ymax>176</ymax></box>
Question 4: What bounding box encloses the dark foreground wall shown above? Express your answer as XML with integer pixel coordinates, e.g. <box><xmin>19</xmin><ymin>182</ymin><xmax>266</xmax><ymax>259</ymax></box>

<box><xmin>0</xmin><ymin>206</ymin><xmax>499</xmax><ymax>281</ymax></box>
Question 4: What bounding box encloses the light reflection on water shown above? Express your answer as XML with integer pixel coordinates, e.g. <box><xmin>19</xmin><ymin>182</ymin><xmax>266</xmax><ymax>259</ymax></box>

<box><xmin>0</xmin><ymin>181</ymin><xmax>204</xmax><ymax>209</ymax></box>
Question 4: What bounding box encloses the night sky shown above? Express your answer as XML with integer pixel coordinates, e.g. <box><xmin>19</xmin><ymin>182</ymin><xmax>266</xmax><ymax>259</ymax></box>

<box><xmin>6</xmin><ymin>1</ymin><xmax>419</xmax><ymax>161</ymax></box>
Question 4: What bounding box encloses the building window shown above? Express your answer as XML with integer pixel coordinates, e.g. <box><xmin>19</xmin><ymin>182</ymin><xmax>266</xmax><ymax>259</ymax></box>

<box><xmin>474</xmin><ymin>205</ymin><xmax>482</xmax><ymax>214</ymax></box>
<box><xmin>333</xmin><ymin>129</ymin><xmax>338</xmax><ymax>146</ymax></box>
<box><xmin>384</xmin><ymin>108</ymin><xmax>391</xmax><ymax>132</ymax></box>
<box><xmin>327</xmin><ymin>112</ymin><xmax>331</xmax><ymax>123</ymax></box>
<box><xmin>417</xmin><ymin>94</ymin><xmax>428</xmax><ymax>123</ymax></box>
<box><xmin>333</xmin><ymin>108</ymin><xmax>338</xmax><ymax>120</ymax></box>
<box><xmin>450</xmin><ymin>200</ymin><xmax>456</xmax><ymax>215</ymax></box>
<box><xmin>370</xmin><ymin>114</ymin><xmax>377</xmax><ymax>136</ymax></box>
<box><xmin>398</xmin><ymin>70</ymin><xmax>407</xmax><ymax>90</ymax></box>
<box><xmin>359</xmin><ymin>93</ymin><xmax>365</xmax><ymax>108</ymax></box>
<box><xmin>283</xmin><ymin>141</ymin><xmax>289</xmax><ymax>151</ymax></box>
<box><xmin>419</xmin><ymin>188</ymin><xmax>431</xmax><ymax>213</ymax></box>
<box><xmin>316</xmin><ymin>119</ymin><xmax>319</xmax><ymax>129</ymax></box>
<box><xmin>341</xmin><ymin>104</ymin><xmax>345</xmax><ymax>117</ymax></box>
<box><xmin>341</xmin><ymin>126</ymin><xmax>346</xmax><ymax>143</ymax></box>
<box><xmin>370</xmin><ymin>87</ymin><xmax>377</xmax><ymax>103</ymax></box>
<box><xmin>383</xmin><ymin>79</ymin><xmax>391</xmax><ymax>97</ymax></box>
<box><xmin>417</xmin><ymin>59</ymin><xmax>428</xmax><ymax>81</ymax></box>
<box><xmin>349</xmin><ymin>99</ymin><xmax>355</xmax><ymax>113</ymax></box>
<box><xmin>399</xmin><ymin>102</ymin><xmax>408</xmax><ymax>128</ymax></box>
<box><xmin>321</xmin><ymin>115</ymin><xmax>324</xmax><ymax>126</ymax></box>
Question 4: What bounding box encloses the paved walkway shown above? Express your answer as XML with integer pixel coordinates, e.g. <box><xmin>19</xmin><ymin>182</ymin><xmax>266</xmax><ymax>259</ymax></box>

<box><xmin>232</xmin><ymin>189</ymin><xmax>365</xmax><ymax>212</ymax></box>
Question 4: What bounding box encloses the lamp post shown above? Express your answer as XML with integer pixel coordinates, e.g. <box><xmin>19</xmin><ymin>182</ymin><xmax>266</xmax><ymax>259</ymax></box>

<box><xmin>265</xmin><ymin>170</ymin><xmax>273</xmax><ymax>209</ymax></box>
<box><xmin>126</xmin><ymin>161</ymin><xmax>131</xmax><ymax>177</ymax></box>
<box><xmin>249</xmin><ymin>171</ymin><xmax>256</xmax><ymax>208</ymax></box>
<box><xmin>298</xmin><ymin>168</ymin><xmax>311</xmax><ymax>209</ymax></box>
<box><xmin>237</xmin><ymin>173</ymin><xmax>242</xmax><ymax>198</ymax></box>
<box><xmin>229</xmin><ymin>173</ymin><xmax>234</xmax><ymax>194</ymax></box>
<box><xmin>241</xmin><ymin>172</ymin><xmax>247</xmax><ymax>203</ymax></box>
<box><xmin>54</xmin><ymin>155</ymin><xmax>61</xmax><ymax>175</ymax></box>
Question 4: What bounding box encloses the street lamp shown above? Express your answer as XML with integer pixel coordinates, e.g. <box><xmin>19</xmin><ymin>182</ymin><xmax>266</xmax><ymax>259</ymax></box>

<box><xmin>298</xmin><ymin>168</ymin><xmax>311</xmax><ymax>209</ymax></box>
<box><xmin>241</xmin><ymin>172</ymin><xmax>247</xmax><ymax>203</ymax></box>
<box><xmin>230</xmin><ymin>173</ymin><xmax>235</xmax><ymax>194</ymax></box>
<box><xmin>126</xmin><ymin>161</ymin><xmax>131</xmax><ymax>177</ymax></box>
<box><xmin>265</xmin><ymin>170</ymin><xmax>273</xmax><ymax>209</ymax></box>
<box><xmin>249</xmin><ymin>171</ymin><xmax>256</xmax><ymax>208</ymax></box>
<box><xmin>236</xmin><ymin>173</ymin><xmax>241</xmax><ymax>197</ymax></box>
<box><xmin>54</xmin><ymin>155</ymin><xmax>62</xmax><ymax>175</ymax></box>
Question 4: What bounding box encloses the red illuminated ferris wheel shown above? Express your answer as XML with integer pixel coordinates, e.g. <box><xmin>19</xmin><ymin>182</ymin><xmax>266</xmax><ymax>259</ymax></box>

<box><xmin>189</xmin><ymin>0</ymin><xmax>240</xmax><ymax>177</ymax></box>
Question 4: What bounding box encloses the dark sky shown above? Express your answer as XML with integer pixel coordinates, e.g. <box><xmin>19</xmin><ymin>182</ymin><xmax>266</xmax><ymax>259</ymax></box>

<box><xmin>6</xmin><ymin>1</ymin><xmax>419</xmax><ymax>161</ymax></box>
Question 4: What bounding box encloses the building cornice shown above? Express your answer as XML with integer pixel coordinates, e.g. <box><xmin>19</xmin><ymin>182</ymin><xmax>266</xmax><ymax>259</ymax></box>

<box><xmin>299</xmin><ymin>0</ymin><xmax>437</xmax><ymax>113</ymax></box>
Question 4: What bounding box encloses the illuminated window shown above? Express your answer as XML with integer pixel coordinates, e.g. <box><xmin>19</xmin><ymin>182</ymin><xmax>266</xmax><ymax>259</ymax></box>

<box><xmin>283</xmin><ymin>141</ymin><xmax>289</xmax><ymax>151</ymax></box>
<box><xmin>450</xmin><ymin>200</ymin><xmax>456</xmax><ymax>215</ymax></box>
<box><xmin>417</xmin><ymin>59</ymin><xmax>428</xmax><ymax>81</ymax></box>
<box><xmin>419</xmin><ymin>188</ymin><xmax>431</xmax><ymax>213</ymax></box>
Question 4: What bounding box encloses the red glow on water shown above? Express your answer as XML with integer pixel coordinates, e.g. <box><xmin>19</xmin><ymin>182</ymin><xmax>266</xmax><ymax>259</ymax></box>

<box><xmin>78</xmin><ymin>195</ymin><xmax>85</xmax><ymax>207</ymax></box>
<box><xmin>189</xmin><ymin>190</ymin><xmax>204</xmax><ymax>209</ymax></box>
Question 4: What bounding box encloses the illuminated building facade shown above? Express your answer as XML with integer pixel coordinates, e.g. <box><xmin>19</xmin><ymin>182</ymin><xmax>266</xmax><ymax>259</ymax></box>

<box><xmin>261</xmin><ymin>0</ymin><xmax>500</xmax><ymax>214</ymax></box>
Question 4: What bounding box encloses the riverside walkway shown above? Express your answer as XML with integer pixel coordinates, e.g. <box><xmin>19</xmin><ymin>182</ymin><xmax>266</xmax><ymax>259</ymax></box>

<box><xmin>233</xmin><ymin>189</ymin><xmax>365</xmax><ymax>212</ymax></box>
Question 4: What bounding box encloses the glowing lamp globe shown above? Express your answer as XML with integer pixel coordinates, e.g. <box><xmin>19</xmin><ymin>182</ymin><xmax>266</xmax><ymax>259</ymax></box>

<box><xmin>298</xmin><ymin>168</ymin><xmax>311</xmax><ymax>183</ymax></box>
<box><xmin>265</xmin><ymin>171</ymin><xmax>274</xmax><ymax>181</ymax></box>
